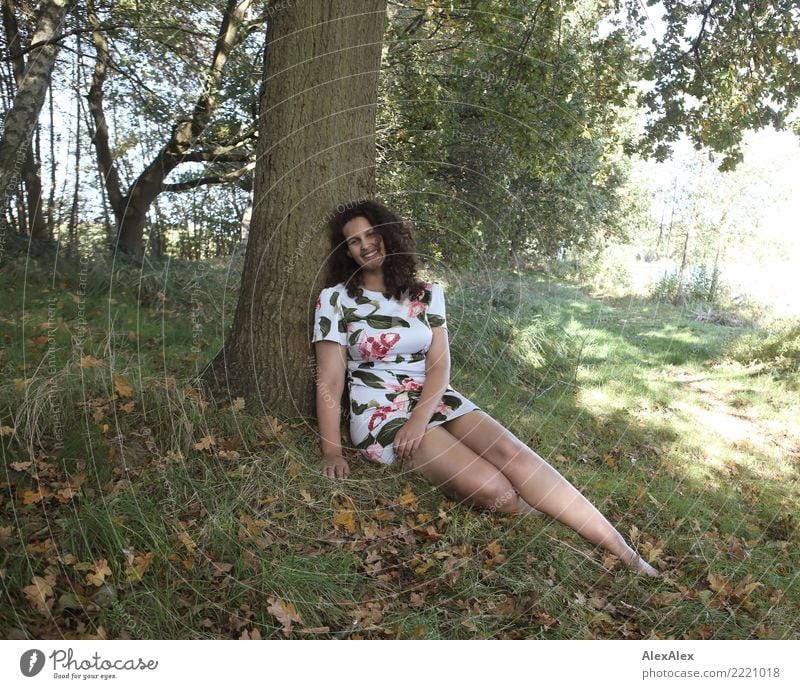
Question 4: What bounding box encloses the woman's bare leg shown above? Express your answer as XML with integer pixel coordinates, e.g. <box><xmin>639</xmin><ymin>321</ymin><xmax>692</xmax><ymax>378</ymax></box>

<box><xmin>443</xmin><ymin>411</ymin><xmax>659</xmax><ymax>576</ymax></box>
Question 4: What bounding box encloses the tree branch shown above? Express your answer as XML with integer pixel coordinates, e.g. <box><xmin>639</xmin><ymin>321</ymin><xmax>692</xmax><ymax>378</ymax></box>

<box><xmin>161</xmin><ymin>162</ymin><xmax>254</xmax><ymax>192</ymax></box>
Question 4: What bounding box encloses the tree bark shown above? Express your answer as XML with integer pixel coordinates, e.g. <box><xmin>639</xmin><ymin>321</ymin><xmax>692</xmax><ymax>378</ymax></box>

<box><xmin>2</xmin><ymin>0</ymin><xmax>59</xmax><ymax>239</ymax></box>
<box><xmin>0</xmin><ymin>0</ymin><xmax>67</xmax><ymax>237</ymax></box>
<box><xmin>198</xmin><ymin>0</ymin><xmax>388</xmax><ymax>420</ymax></box>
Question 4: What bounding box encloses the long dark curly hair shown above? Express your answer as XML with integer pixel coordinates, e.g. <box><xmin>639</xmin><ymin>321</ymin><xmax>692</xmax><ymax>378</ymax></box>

<box><xmin>323</xmin><ymin>199</ymin><xmax>428</xmax><ymax>301</ymax></box>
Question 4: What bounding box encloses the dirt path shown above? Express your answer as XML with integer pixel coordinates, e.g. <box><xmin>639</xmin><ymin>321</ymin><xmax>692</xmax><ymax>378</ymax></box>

<box><xmin>667</xmin><ymin>368</ymin><xmax>800</xmax><ymax>465</ymax></box>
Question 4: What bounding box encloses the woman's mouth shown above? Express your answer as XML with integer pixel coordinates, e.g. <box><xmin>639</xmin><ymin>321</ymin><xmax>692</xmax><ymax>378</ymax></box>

<box><xmin>363</xmin><ymin>250</ymin><xmax>380</xmax><ymax>260</ymax></box>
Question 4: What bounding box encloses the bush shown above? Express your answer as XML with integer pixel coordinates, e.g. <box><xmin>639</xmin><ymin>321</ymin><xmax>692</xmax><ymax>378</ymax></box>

<box><xmin>649</xmin><ymin>264</ymin><xmax>726</xmax><ymax>306</ymax></box>
<box><xmin>723</xmin><ymin>319</ymin><xmax>800</xmax><ymax>377</ymax></box>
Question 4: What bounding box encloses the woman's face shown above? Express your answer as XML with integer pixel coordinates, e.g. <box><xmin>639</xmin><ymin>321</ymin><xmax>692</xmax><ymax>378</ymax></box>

<box><xmin>343</xmin><ymin>216</ymin><xmax>385</xmax><ymax>270</ymax></box>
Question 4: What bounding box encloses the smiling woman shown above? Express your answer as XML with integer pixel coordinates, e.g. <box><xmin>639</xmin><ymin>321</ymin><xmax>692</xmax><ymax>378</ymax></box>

<box><xmin>311</xmin><ymin>198</ymin><xmax>660</xmax><ymax>577</ymax></box>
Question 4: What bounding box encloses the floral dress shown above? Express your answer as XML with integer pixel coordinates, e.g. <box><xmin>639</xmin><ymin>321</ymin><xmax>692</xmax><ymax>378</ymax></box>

<box><xmin>312</xmin><ymin>280</ymin><xmax>481</xmax><ymax>465</ymax></box>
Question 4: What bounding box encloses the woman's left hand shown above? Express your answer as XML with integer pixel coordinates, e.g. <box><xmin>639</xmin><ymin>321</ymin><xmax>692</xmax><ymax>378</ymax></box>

<box><xmin>393</xmin><ymin>416</ymin><xmax>428</xmax><ymax>463</ymax></box>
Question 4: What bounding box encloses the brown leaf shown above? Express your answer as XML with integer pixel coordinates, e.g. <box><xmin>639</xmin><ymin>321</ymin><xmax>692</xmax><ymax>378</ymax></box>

<box><xmin>193</xmin><ymin>435</ymin><xmax>216</xmax><ymax>451</ymax></box>
<box><xmin>397</xmin><ymin>485</ymin><xmax>418</xmax><ymax>511</ymax></box>
<box><xmin>257</xmin><ymin>415</ymin><xmax>283</xmax><ymax>440</ymax></box>
<box><xmin>267</xmin><ymin>597</ymin><xmax>302</xmax><ymax>637</ymax></box>
<box><xmin>118</xmin><ymin>401</ymin><xmax>136</xmax><ymax>413</ymax></box>
<box><xmin>55</xmin><ymin>485</ymin><xmax>79</xmax><ymax>503</ymax></box>
<box><xmin>0</xmin><ymin>425</ymin><xmax>16</xmax><ymax>437</ymax></box>
<box><xmin>486</xmin><ymin>540</ymin><xmax>502</xmax><ymax>558</ymax></box>
<box><xmin>86</xmin><ymin>559</ymin><xmax>112</xmax><ymax>587</ymax></box>
<box><xmin>708</xmin><ymin>573</ymin><xmax>731</xmax><ymax>596</ymax></box>
<box><xmin>125</xmin><ymin>553</ymin><xmax>153</xmax><ymax>582</ymax></box>
<box><xmin>218</xmin><ymin>435</ymin><xmax>242</xmax><ymax>451</ymax></box>
<box><xmin>21</xmin><ymin>488</ymin><xmax>50</xmax><ymax>505</ymax></box>
<box><xmin>333</xmin><ymin>510</ymin><xmax>356</xmax><ymax>534</ymax></box>
<box><xmin>80</xmin><ymin>355</ymin><xmax>104</xmax><ymax>368</ymax></box>
<box><xmin>728</xmin><ymin>535</ymin><xmax>748</xmax><ymax>561</ymax></box>
<box><xmin>178</xmin><ymin>531</ymin><xmax>197</xmax><ymax>552</ymax></box>
<box><xmin>113</xmin><ymin>373</ymin><xmax>134</xmax><ymax>398</ymax></box>
<box><xmin>211</xmin><ymin>562</ymin><xmax>234</xmax><ymax>577</ymax></box>
<box><xmin>231</xmin><ymin>397</ymin><xmax>246</xmax><ymax>411</ymax></box>
<box><xmin>23</xmin><ymin>576</ymin><xmax>54</xmax><ymax>613</ymax></box>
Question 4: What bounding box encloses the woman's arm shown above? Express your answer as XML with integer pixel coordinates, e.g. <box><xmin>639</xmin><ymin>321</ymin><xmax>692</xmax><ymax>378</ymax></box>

<box><xmin>314</xmin><ymin>340</ymin><xmax>349</xmax><ymax>478</ymax></box>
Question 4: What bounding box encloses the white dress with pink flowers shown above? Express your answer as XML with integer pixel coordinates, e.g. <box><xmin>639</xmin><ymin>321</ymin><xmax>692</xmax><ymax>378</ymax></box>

<box><xmin>312</xmin><ymin>280</ymin><xmax>481</xmax><ymax>465</ymax></box>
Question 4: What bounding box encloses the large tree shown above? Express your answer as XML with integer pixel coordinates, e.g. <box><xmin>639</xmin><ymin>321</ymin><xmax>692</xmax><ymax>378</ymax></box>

<box><xmin>0</xmin><ymin>0</ymin><xmax>71</xmax><ymax>229</ymax></box>
<box><xmin>199</xmin><ymin>1</ymin><xmax>388</xmax><ymax>416</ymax></box>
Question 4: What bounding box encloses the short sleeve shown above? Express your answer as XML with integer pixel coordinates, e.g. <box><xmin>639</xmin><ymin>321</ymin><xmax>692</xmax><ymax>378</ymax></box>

<box><xmin>427</xmin><ymin>282</ymin><xmax>448</xmax><ymax>330</ymax></box>
<box><xmin>312</xmin><ymin>287</ymin><xmax>347</xmax><ymax>345</ymax></box>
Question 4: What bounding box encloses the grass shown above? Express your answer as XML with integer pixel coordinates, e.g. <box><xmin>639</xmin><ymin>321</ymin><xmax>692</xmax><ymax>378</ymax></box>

<box><xmin>0</xmin><ymin>254</ymin><xmax>798</xmax><ymax>640</ymax></box>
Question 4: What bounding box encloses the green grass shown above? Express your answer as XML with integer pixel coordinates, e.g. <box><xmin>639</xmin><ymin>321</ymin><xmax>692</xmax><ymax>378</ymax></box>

<box><xmin>0</xmin><ymin>255</ymin><xmax>797</xmax><ymax>639</ymax></box>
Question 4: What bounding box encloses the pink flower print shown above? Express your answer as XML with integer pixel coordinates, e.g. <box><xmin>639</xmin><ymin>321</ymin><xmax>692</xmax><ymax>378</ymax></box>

<box><xmin>435</xmin><ymin>400</ymin><xmax>452</xmax><ymax>416</ymax></box>
<box><xmin>392</xmin><ymin>396</ymin><xmax>410</xmax><ymax>411</ymax></box>
<box><xmin>385</xmin><ymin>378</ymin><xmax>423</xmax><ymax>393</ymax></box>
<box><xmin>315</xmin><ymin>295</ymin><xmax>321</xmax><ymax>310</ymax></box>
<box><xmin>359</xmin><ymin>332</ymin><xmax>400</xmax><ymax>361</ymax></box>
<box><xmin>413</xmin><ymin>281</ymin><xmax>433</xmax><ymax>302</ymax></box>
<box><xmin>408</xmin><ymin>300</ymin><xmax>426</xmax><ymax>317</ymax></box>
<box><xmin>362</xmin><ymin>444</ymin><xmax>384</xmax><ymax>462</ymax></box>
<box><xmin>367</xmin><ymin>399</ymin><xmax>409</xmax><ymax>431</ymax></box>
<box><xmin>367</xmin><ymin>404</ymin><xmax>394</xmax><ymax>431</ymax></box>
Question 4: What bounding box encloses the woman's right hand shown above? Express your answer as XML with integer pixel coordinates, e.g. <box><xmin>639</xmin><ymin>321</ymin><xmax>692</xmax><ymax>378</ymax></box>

<box><xmin>322</xmin><ymin>455</ymin><xmax>350</xmax><ymax>480</ymax></box>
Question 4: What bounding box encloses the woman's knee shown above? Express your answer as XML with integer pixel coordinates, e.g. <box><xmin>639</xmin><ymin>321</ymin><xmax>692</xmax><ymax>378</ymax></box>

<box><xmin>452</xmin><ymin>471</ymin><xmax>517</xmax><ymax>511</ymax></box>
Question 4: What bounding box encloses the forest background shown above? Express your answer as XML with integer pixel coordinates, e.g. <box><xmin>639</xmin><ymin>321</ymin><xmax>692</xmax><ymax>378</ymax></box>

<box><xmin>1</xmin><ymin>0</ymin><xmax>798</xmax><ymax>640</ymax></box>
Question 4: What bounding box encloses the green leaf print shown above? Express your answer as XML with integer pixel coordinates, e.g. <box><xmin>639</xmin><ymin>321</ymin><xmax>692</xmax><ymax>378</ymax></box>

<box><xmin>428</xmin><ymin>314</ymin><xmax>445</xmax><ymax>328</ymax></box>
<box><xmin>442</xmin><ymin>393</ymin><xmax>463</xmax><ymax>410</ymax></box>
<box><xmin>365</xmin><ymin>314</ymin><xmax>409</xmax><ymax>329</ymax></box>
<box><xmin>376</xmin><ymin>417</ymin><xmax>407</xmax><ymax>447</ymax></box>
<box><xmin>350</xmin><ymin>370</ymin><xmax>385</xmax><ymax>388</ymax></box>
<box><xmin>348</xmin><ymin>328</ymin><xmax>363</xmax><ymax>346</ymax></box>
<box><xmin>355</xmin><ymin>433</ymin><xmax>376</xmax><ymax>450</ymax></box>
<box><xmin>351</xmin><ymin>399</ymin><xmax>371</xmax><ymax>415</ymax></box>
<box><xmin>318</xmin><ymin>316</ymin><xmax>331</xmax><ymax>338</ymax></box>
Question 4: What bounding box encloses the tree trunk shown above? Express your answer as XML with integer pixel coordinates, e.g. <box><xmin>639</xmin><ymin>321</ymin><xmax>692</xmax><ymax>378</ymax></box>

<box><xmin>198</xmin><ymin>1</ymin><xmax>388</xmax><ymax>419</ymax></box>
<box><xmin>1</xmin><ymin>0</ymin><xmax>54</xmax><ymax>240</ymax></box>
<box><xmin>0</xmin><ymin>0</ymin><xmax>71</xmax><ymax>222</ymax></box>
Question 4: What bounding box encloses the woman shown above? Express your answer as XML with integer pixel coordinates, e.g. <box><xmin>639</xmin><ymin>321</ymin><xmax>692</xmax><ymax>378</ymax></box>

<box><xmin>312</xmin><ymin>199</ymin><xmax>659</xmax><ymax>577</ymax></box>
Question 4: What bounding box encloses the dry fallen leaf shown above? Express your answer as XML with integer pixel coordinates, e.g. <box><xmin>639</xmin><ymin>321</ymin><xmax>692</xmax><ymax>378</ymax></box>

<box><xmin>86</xmin><ymin>559</ymin><xmax>112</xmax><ymax>587</ymax></box>
<box><xmin>23</xmin><ymin>576</ymin><xmax>54</xmax><ymax>613</ymax></box>
<box><xmin>193</xmin><ymin>435</ymin><xmax>216</xmax><ymax>451</ymax></box>
<box><xmin>80</xmin><ymin>355</ymin><xmax>104</xmax><ymax>368</ymax></box>
<box><xmin>267</xmin><ymin>597</ymin><xmax>302</xmax><ymax>637</ymax></box>
<box><xmin>397</xmin><ymin>485</ymin><xmax>418</xmax><ymax>511</ymax></box>
<box><xmin>125</xmin><ymin>552</ymin><xmax>153</xmax><ymax>582</ymax></box>
<box><xmin>21</xmin><ymin>488</ymin><xmax>50</xmax><ymax>505</ymax></box>
<box><xmin>333</xmin><ymin>510</ymin><xmax>356</xmax><ymax>534</ymax></box>
<box><xmin>119</xmin><ymin>401</ymin><xmax>136</xmax><ymax>413</ymax></box>
<box><xmin>178</xmin><ymin>531</ymin><xmax>197</xmax><ymax>552</ymax></box>
<box><xmin>231</xmin><ymin>397</ymin><xmax>246</xmax><ymax>411</ymax></box>
<box><xmin>113</xmin><ymin>373</ymin><xmax>134</xmax><ymax>397</ymax></box>
<box><xmin>0</xmin><ymin>425</ymin><xmax>16</xmax><ymax>437</ymax></box>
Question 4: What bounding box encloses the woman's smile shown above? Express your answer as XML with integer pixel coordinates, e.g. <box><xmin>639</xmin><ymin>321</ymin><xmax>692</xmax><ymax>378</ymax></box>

<box><xmin>343</xmin><ymin>216</ymin><xmax>385</xmax><ymax>270</ymax></box>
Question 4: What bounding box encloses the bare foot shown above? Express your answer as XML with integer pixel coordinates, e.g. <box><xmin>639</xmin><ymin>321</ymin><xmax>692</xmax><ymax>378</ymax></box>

<box><xmin>622</xmin><ymin>552</ymin><xmax>660</xmax><ymax>578</ymax></box>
